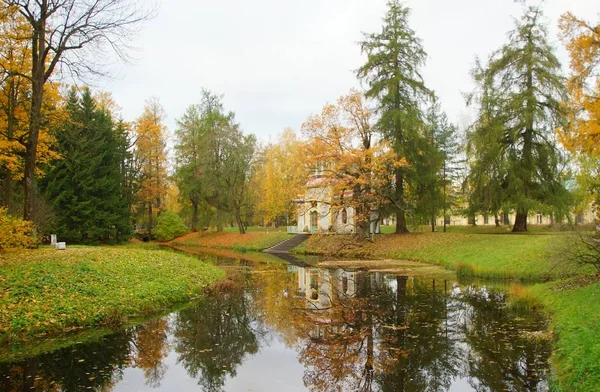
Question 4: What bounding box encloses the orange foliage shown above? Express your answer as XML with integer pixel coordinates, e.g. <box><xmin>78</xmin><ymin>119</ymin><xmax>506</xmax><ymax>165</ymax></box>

<box><xmin>558</xmin><ymin>12</ymin><xmax>600</xmax><ymax>157</ymax></box>
<box><xmin>301</xmin><ymin>90</ymin><xmax>406</xmax><ymax>229</ymax></box>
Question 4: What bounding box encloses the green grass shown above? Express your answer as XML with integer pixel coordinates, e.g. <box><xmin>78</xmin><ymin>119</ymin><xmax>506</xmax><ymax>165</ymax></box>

<box><xmin>384</xmin><ymin>233</ymin><xmax>575</xmax><ymax>280</ymax></box>
<box><xmin>0</xmin><ymin>246</ymin><xmax>224</xmax><ymax>344</ymax></box>
<box><xmin>296</xmin><ymin>231</ymin><xmax>580</xmax><ymax>280</ymax></box>
<box><xmin>526</xmin><ymin>279</ymin><xmax>600</xmax><ymax>391</ymax></box>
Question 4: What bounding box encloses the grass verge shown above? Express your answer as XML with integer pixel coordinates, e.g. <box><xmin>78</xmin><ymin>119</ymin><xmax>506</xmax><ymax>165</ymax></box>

<box><xmin>171</xmin><ymin>230</ymin><xmax>290</xmax><ymax>252</ymax></box>
<box><xmin>296</xmin><ymin>232</ymin><xmax>580</xmax><ymax>280</ymax></box>
<box><xmin>0</xmin><ymin>246</ymin><xmax>224</xmax><ymax>345</ymax></box>
<box><xmin>524</xmin><ymin>277</ymin><xmax>600</xmax><ymax>392</ymax></box>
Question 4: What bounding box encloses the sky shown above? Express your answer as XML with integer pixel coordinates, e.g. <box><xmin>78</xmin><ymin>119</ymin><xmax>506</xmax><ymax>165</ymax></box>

<box><xmin>98</xmin><ymin>0</ymin><xmax>598</xmax><ymax>145</ymax></box>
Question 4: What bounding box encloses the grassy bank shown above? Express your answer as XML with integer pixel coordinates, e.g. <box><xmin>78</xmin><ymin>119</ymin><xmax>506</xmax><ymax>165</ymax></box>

<box><xmin>296</xmin><ymin>232</ymin><xmax>577</xmax><ymax>280</ymax></box>
<box><xmin>0</xmin><ymin>246</ymin><xmax>224</xmax><ymax>344</ymax></box>
<box><xmin>171</xmin><ymin>230</ymin><xmax>290</xmax><ymax>252</ymax></box>
<box><xmin>525</xmin><ymin>278</ymin><xmax>600</xmax><ymax>391</ymax></box>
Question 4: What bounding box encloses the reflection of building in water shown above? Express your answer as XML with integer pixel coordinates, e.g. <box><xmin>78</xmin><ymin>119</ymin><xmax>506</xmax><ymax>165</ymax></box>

<box><xmin>293</xmin><ymin>267</ymin><xmax>387</xmax><ymax>341</ymax></box>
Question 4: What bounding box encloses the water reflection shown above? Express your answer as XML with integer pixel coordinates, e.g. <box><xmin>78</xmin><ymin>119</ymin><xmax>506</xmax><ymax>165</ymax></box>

<box><xmin>0</xmin><ymin>253</ymin><xmax>551</xmax><ymax>392</ymax></box>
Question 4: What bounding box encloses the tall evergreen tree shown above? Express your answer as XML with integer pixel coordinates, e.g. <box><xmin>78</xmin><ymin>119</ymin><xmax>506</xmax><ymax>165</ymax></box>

<box><xmin>467</xmin><ymin>6</ymin><xmax>569</xmax><ymax>232</ymax></box>
<box><xmin>43</xmin><ymin>88</ymin><xmax>130</xmax><ymax>242</ymax></box>
<box><xmin>357</xmin><ymin>0</ymin><xmax>431</xmax><ymax>233</ymax></box>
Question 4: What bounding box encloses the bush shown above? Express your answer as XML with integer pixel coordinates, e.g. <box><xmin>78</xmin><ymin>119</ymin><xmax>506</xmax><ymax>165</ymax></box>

<box><xmin>153</xmin><ymin>211</ymin><xmax>189</xmax><ymax>241</ymax></box>
<box><xmin>0</xmin><ymin>207</ymin><xmax>39</xmax><ymax>249</ymax></box>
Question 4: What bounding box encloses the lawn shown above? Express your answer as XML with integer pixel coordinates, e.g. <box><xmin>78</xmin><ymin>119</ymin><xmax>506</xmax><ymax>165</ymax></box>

<box><xmin>171</xmin><ymin>230</ymin><xmax>290</xmax><ymax>252</ymax></box>
<box><xmin>0</xmin><ymin>246</ymin><xmax>224</xmax><ymax>345</ymax></box>
<box><xmin>526</xmin><ymin>278</ymin><xmax>600</xmax><ymax>392</ymax></box>
<box><xmin>296</xmin><ymin>231</ymin><xmax>577</xmax><ymax>280</ymax></box>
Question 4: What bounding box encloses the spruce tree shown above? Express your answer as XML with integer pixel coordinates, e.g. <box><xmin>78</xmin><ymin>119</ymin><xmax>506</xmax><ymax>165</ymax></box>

<box><xmin>43</xmin><ymin>88</ymin><xmax>130</xmax><ymax>242</ymax></box>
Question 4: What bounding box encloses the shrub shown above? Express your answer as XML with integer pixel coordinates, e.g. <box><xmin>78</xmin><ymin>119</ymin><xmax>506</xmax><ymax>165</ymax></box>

<box><xmin>153</xmin><ymin>211</ymin><xmax>189</xmax><ymax>241</ymax></box>
<box><xmin>0</xmin><ymin>207</ymin><xmax>39</xmax><ymax>249</ymax></box>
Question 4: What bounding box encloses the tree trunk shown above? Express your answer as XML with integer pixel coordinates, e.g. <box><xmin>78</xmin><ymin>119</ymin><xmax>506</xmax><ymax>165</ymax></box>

<box><xmin>24</xmin><ymin>13</ymin><xmax>47</xmax><ymax>222</ymax></box>
<box><xmin>395</xmin><ymin>169</ymin><xmax>409</xmax><ymax>233</ymax></box>
<box><xmin>431</xmin><ymin>214</ymin><xmax>435</xmax><ymax>233</ymax></box>
<box><xmin>512</xmin><ymin>210</ymin><xmax>528</xmax><ymax>232</ymax></box>
<box><xmin>191</xmin><ymin>201</ymin><xmax>198</xmax><ymax>232</ymax></box>
<box><xmin>494</xmin><ymin>214</ymin><xmax>500</xmax><ymax>227</ymax></box>
<box><xmin>148</xmin><ymin>201</ymin><xmax>153</xmax><ymax>237</ymax></box>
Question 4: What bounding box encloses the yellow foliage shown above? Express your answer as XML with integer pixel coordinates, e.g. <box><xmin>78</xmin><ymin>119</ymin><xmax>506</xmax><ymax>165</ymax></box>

<box><xmin>254</xmin><ymin>129</ymin><xmax>308</xmax><ymax>224</ymax></box>
<box><xmin>0</xmin><ymin>7</ymin><xmax>62</xmax><ymax>180</ymax></box>
<box><xmin>135</xmin><ymin>98</ymin><xmax>168</xmax><ymax>209</ymax></box>
<box><xmin>558</xmin><ymin>12</ymin><xmax>600</xmax><ymax>157</ymax></box>
<box><xmin>0</xmin><ymin>207</ymin><xmax>38</xmax><ymax>249</ymax></box>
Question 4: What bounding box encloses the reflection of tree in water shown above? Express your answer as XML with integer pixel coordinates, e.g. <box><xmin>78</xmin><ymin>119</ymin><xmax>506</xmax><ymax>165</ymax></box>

<box><xmin>283</xmin><ymin>269</ymin><xmax>550</xmax><ymax>392</ymax></box>
<box><xmin>172</xmin><ymin>273</ymin><xmax>266</xmax><ymax>392</ymax></box>
<box><xmin>0</xmin><ymin>330</ymin><xmax>133</xmax><ymax>392</ymax></box>
<box><xmin>376</xmin><ymin>277</ymin><xmax>462</xmax><ymax>392</ymax></box>
<box><xmin>131</xmin><ymin>317</ymin><xmax>170</xmax><ymax>387</ymax></box>
<box><xmin>294</xmin><ymin>272</ymin><xmax>460</xmax><ymax>392</ymax></box>
<box><xmin>458</xmin><ymin>286</ymin><xmax>551</xmax><ymax>392</ymax></box>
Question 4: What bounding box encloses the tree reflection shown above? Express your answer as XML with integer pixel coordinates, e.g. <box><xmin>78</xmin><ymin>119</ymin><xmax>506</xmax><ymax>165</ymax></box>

<box><xmin>172</xmin><ymin>273</ymin><xmax>267</xmax><ymax>392</ymax></box>
<box><xmin>0</xmin><ymin>330</ymin><xmax>133</xmax><ymax>392</ymax></box>
<box><xmin>459</xmin><ymin>286</ymin><xmax>551</xmax><ymax>392</ymax></box>
<box><xmin>131</xmin><ymin>317</ymin><xmax>170</xmax><ymax>387</ymax></box>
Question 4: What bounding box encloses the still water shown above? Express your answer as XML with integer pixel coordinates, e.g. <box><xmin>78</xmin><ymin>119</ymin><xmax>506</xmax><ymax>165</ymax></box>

<box><xmin>1</xmin><ymin>251</ymin><xmax>551</xmax><ymax>392</ymax></box>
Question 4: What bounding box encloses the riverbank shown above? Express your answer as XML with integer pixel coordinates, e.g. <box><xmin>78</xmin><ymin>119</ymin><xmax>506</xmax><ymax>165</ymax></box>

<box><xmin>0</xmin><ymin>246</ymin><xmax>224</xmax><ymax>345</ymax></box>
<box><xmin>171</xmin><ymin>230</ymin><xmax>290</xmax><ymax>252</ymax></box>
<box><xmin>296</xmin><ymin>232</ymin><xmax>599</xmax><ymax>391</ymax></box>
<box><xmin>295</xmin><ymin>232</ymin><xmax>579</xmax><ymax>280</ymax></box>
<box><xmin>526</xmin><ymin>277</ymin><xmax>600</xmax><ymax>391</ymax></box>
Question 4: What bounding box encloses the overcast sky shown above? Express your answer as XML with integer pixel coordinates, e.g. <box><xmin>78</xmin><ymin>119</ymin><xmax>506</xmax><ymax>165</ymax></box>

<box><xmin>99</xmin><ymin>0</ymin><xmax>597</xmax><ymax>144</ymax></box>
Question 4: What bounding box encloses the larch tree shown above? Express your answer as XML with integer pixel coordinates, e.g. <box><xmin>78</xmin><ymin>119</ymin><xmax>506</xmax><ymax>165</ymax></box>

<box><xmin>135</xmin><ymin>98</ymin><xmax>167</xmax><ymax>237</ymax></box>
<box><xmin>301</xmin><ymin>90</ymin><xmax>404</xmax><ymax>241</ymax></box>
<box><xmin>558</xmin><ymin>12</ymin><xmax>600</xmax><ymax>227</ymax></box>
<box><xmin>468</xmin><ymin>6</ymin><xmax>569</xmax><ymax>232</ymax></box>
<box><xmin>1</xmin><ymin>0</ymin><xmax>151</xmax><ymax>221</ymax></box>
<box><xmin>357</xmin><ymin>0</ymin><xmax>431</xmax><ymax>233</ymax></box>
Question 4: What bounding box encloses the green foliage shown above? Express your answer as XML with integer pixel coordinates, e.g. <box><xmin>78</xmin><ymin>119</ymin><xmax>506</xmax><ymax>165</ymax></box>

<box><xmin>0</xmin><ymin>207</ymin><xmax>38</xmax><ymax>249</ymax></box>
<box><xmin>0</xmin><ymin>247</ymin><xmax>224</xmax><ymax>343</ymax></box>
<box><xmin>466</xmin><ymin>6</ymin><xmax>570</xmax><ymax>231</ymax></box>
<box><xmin>174</xmin><ymin>90</ymin><xmax>256</xmax><ymax>234</ymax></box>
<box><xmin>357</xmin><ymin>0</ymin><xmax>432</xmax><ymax>233</ymax></box>
<box><xmin>153</xmin><ymin>210</ymin><xmax>189</xmax><ymax>241</ymax></box>
<box><xmin>41</xmin><ymin>88</ymin><xmax>132</xmax><ymax>243</ymax></box>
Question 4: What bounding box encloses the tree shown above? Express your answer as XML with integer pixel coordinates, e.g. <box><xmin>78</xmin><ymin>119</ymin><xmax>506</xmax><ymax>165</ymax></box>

<box><xmin>135</xmin><ymin>98</ymin><xmax>168</xmax><ymax>237</ymax></box>
<box><xmin>175</xmin><ymin>90</ymin><xmax>255</xmax><ymax>234</ymax></box>
<box><xmin>420</xmin><ymin>97</ymin><xmax>461</xmax><ymax>232</ymax></box>
<box><xmin>42</xmin><ymin>87</ymin><xmax>131</xmax><ymax>242</ymax></box>
<box><xmin>253</xmin><ymin>128</ymin><xmax>307</xmax><ymax>227</ymax></box>
<box><xmin>467</xmin><ymin>6</ymin><xmax>569</xmax><ymax>232</ymax></box>
<box><xmin>558</xmin><ymin>12</ymin><xmax>600</xmax><ymax>228</ymax></box>
<box><xmin>357</xmin><ymin>0</ymin><xmax>431</xmax><ymax>234</ymax></box>
<box><xmin>301</xmin><ymin>90</ymin><xmax>404</xmax><ymax>241</ymax></box>
<box><xmin>2</xmin><ymin>0</ymin><xmax>150</xmax><ymax>221</ymax></box>
<box><xmin>0</xmin><ymin>6</ymin><xmax>62</xmax><ymax>214</ymax></box>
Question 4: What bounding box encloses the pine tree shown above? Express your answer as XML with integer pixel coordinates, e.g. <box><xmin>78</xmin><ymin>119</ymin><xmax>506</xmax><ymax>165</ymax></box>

<box><xmin>357</xmin><ymin>0</ymin><xmax>431</xmax><ymax>233</ymax></box>
<box><xmin>467</xmin><ymin>6</ymin><xmax>569</xmax><ymax>232</ymax></box>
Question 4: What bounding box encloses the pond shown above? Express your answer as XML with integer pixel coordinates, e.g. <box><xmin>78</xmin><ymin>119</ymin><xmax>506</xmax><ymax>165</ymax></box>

<box><xmin>1</xmin><ymin>250</ymin><xmax>551</xmax><ymax>391</ymax></box>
